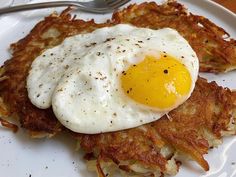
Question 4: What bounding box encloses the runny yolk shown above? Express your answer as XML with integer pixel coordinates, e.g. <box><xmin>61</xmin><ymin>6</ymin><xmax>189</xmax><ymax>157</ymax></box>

<box><xmin>121</xmin><ymin>54</ymin><xmax>192</xmax><ymax>109</ymax></box>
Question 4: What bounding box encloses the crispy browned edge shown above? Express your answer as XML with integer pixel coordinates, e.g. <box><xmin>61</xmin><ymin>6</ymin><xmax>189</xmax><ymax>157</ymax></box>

<box><xmin>112</xmin><ymin>1</ymin><xmax>236</xmax><ymax>73</ymax></box>
<box><xmin>75</xmin><ymin>77</ymin><xmax>236</xmax><ymax>173</ymax></box>
<box><xmin>0</xmin><ymin>1</ymin><xmax>236</xmax><ymax>175</ymax></box>
<box><xmin>1</xmin><ymin>0</ymin><xmax>235</xmax><ymax>134</ymax></box>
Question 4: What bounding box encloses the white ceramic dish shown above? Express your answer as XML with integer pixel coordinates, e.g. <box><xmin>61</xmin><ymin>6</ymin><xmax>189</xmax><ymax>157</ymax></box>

<box><xmin>0</xmin><ymin>0</ymin><xmax>235</xmax><ymax>177</ymax></box>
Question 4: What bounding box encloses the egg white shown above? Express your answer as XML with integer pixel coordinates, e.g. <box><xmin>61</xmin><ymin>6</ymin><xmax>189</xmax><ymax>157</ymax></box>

<box><xmin>27</xmin><ymin>24</ymin><xmax>199</xmax><ymax>134</ymax></box>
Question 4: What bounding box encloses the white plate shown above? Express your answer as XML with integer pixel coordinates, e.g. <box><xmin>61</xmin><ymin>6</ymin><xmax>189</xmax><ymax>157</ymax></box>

<box><xmin>0</xmin><ymin>0</ymin><xmax>236</xmax><ymax>177</ymax></box>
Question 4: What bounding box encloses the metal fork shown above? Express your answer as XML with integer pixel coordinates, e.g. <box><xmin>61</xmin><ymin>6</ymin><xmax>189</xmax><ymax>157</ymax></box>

<box><xmin>0</xmin><ymin>0</ymin><xmax>131</xmax><ymax>15</ymax></box>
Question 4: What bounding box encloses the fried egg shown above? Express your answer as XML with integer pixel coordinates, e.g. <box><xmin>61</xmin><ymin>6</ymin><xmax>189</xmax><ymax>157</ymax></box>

<box><xmin>27</xmin><ymin>24</ymin><xmax>199</xmax><ymax>134</ymax></box>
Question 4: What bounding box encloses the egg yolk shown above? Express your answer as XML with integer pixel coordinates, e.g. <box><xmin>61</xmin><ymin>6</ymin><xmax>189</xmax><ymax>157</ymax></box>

<box><xmin>121</xmin><ymin>54</ymin><xmax>192</xmax><ymax>109</ymax></box>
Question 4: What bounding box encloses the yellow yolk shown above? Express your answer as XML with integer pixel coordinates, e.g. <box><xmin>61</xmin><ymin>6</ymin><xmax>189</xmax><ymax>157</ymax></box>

<box><xmin>121</xmin><ymin>54</ymin><xmax>192</xmax><ymax>109</ymax></box>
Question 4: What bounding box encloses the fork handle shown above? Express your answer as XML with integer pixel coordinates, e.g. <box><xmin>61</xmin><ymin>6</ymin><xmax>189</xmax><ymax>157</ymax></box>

<box><xmin>0</xmin><ymin>1</ymin><xmax>86</xmax><ymax>15</ymax></box>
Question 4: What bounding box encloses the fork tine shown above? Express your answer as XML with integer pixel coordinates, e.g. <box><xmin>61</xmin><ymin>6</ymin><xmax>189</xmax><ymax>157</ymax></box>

<box><xmin>106</xmin><ymin>0</ymin><xmax>130</xmax><ymax>8</ymax></box>
<box><xmin>105</xmin><ymin>0</ymin><xmax>119</xmax><ymax>6</ymax></box>
<box><xmin>0</xmin><ymin>0</ymin><xmax>130</xmax><ymax>15</ymax></box>
<box><xmin>105</xmin><ymin>0</ymin><xmax>121</xmax><ymax>6</ymax></box>
<box><xmin>113</xmin><ymin>0</ymin><xmax>131</xmax><ymax>9</ymax></box>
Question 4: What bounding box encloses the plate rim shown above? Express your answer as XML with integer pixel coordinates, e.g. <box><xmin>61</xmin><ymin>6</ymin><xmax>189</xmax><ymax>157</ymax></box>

<box><xmin>0</xmin><ymin>1</ymin><xmax>236</xmax><ymax>177</ymax></box>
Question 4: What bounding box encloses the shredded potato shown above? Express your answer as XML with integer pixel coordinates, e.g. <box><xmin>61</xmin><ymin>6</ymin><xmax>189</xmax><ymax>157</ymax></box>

<box><xmin>0</xmin><ymin>1</ymin><xmax>236</xmax><ymax>176</ymax></box>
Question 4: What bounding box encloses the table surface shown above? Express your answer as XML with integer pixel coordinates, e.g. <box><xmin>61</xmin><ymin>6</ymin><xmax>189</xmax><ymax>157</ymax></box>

<box><xmin>214</xmin><ymin>0</ymin><xmax>236</xmax><ymax>13</ymax></box>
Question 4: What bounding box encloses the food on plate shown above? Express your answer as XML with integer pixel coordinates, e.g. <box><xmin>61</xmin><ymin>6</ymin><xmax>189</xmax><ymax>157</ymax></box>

<box><xmin>27</xmin><ymin>24</ymin><xmax>199</xmax><ymax>134</ymax></box>
<box><xmin>76</xmin><ymin>77</ymin><xmax>236</xmax><ymax>175</ymax></box>
<box><xmin>0</xmin><ymin>0</ymin><xmax>236</xmax><ymax>176</ymax></box>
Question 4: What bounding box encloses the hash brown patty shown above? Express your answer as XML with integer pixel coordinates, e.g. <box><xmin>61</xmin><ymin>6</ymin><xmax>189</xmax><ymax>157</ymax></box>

<box><xmin>0</xmin><ymin>1</ymin><xmax>236</xmax><ymax>176</ymax></box>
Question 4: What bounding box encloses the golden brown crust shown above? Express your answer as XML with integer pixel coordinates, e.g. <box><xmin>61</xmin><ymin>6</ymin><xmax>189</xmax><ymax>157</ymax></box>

<box><xmin>0</xmin><ymin>118</ymin><xmax>18</xmax><ymax>133</ymax></box>
<box><xmin>0</xmin><ymin>8</ymin><xmax>104</xmax><ymax>134</ymax></box>
<box><xmin>1</xmin><ymin>1</ymin><xmax>236</xmax><ymax>134</ymax></box>
<box><xmin>111</xmin><ymin>1</ymin><xmax>236</xmax><ymax>73</ymax></box>
<box><xmin>79</xmin><ymin>126</ymin><xmax>168</xmax><ymax>171</ymax></box>
<box><xmin>0</xmin><ymin>1</ymin><xmax>236</xmax><ymax>175</ymax></box>
<box><xmin>76</xmin><ymin>77</ymin><xmax>236</xmax><ymax>173</ymax></box>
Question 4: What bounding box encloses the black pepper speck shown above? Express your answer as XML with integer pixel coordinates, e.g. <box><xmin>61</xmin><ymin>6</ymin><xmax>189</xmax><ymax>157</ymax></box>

<box><xmin>164</xmin><ymin>69</ymin><xmax>168</xmax><ymax>74</ymax></box>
